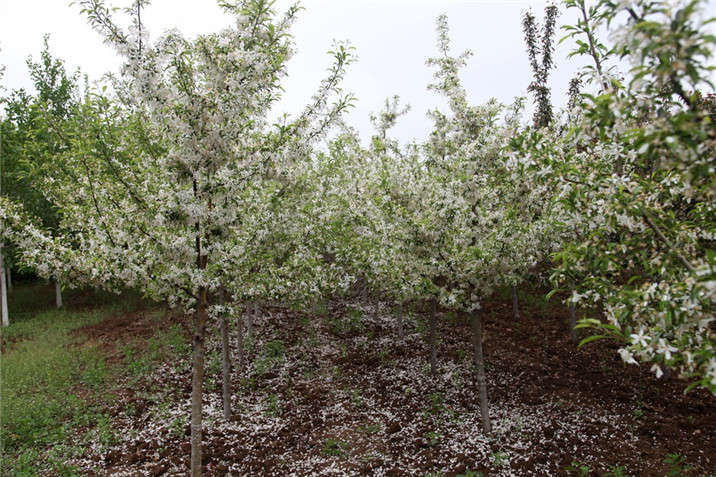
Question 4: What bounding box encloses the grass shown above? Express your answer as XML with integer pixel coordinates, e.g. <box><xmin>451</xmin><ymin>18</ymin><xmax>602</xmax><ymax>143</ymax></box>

<box><xmin>1</xmin><ymin>308</ymin><xmax>108</xmax><ymax>475</ymax></box>
<box><xmin>0</xmin><ymin>282</ymin><xmax>168</xmax><ymax>476</ymax></box>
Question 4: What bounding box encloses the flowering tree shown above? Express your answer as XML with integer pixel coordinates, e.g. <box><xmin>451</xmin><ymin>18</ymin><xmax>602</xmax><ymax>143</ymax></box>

<box><xmin>314</xmin><ymin>16</ymin><xmax>556</xmax><ymax>435</ymax></box>
<box><xmin>0</xmin><ymin>39</ymin><xmax>82</xmax><ymax>312</ymax></box>
<box><xmin>2</xmin><ymin>1</ymin><xmax>353</xmax><ymax>475</ymax></box>
<box><xmin>541</xmin><ymin>0</ymin><xmax>715</xmax><ymax>392</ymax></box>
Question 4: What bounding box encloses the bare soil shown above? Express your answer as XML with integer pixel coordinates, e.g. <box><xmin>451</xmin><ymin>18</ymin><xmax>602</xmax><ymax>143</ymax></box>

<box><xmin>66</xmin><ymin>294</ymin><xmax>715</xmax><ymax>476</ymax></box>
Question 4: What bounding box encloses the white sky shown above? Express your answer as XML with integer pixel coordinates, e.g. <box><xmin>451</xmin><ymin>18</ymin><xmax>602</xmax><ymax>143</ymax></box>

<box><xmin>1</xmin><ymin>1</ymin><xmax>715</xmax><ymax>143</ymax></box>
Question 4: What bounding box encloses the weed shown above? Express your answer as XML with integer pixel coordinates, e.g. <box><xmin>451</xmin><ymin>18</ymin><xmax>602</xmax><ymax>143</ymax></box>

<box><xmin>359</xmin><ymin>423</ymin><xmax>380</xmax><ymax>434</ymax></box>
<box><xmin>565</xmin><ymin>460</ymin><xmax>590</xmax><ymax>476</ymax></box>
<box><xmin>425</xmin><ymin>430</ymin><xmax>441</xmax><ymax>446</ymax></box>
<box><xmin>313</xmin><ymin>300</ymin><xmax>329</xmax><ymax>318</ymax></box>
<box><xmin>457</xmin><ymin>471</ymin><xmax>483</xmax><ymax>477</ymax></box>
<box><xmin>264</xmin><ymin>339</ymin><xmax>285</xmax><ymax>359</ymax></box>
<box><xmin>427</xmin><ymin>392</ymin><xmax>445</xmax><ymax>415</ymax></box>
<box><xmin>606</xmin><ymin>465</ymin><xmax>631</xmax><ymax>477</ymax></box>
<box><xmin>329</xmin><ymin>306</ymin><xmax>364</xmax><ymax>335</ymax></box>
<box><xmin>95</xmin><ymin>414</ymin><xmax>119</xmax><ymax>449</ymax></box>
<box><xmin>664</xmin><ymin>453</ymin><xmax>691</xmax><ymax>477</ymax></box>
<box><xmin>351</xmin><ymin>389</ymin><xmax>363</xmax><ymax>408</ymax></box>
<box><xmin>491</xmin><ymin>451</ymin><xmax>508</xmax><ymax>467</ymax></box>
<box><xmin>166</xmin><ymin>324</ymin><xmax>187</xmax><ymax>357</ymax></box>
<box><xmin>265</xmin><ymin>393</ymin><xmax>280</xmax><ymax>417</ymax></box>
<box><xmin>207</xmin><ymin>351</ymin><xmax>221</xmax><ymax>377</ymax></box>
<box><xmin>253</xmin><ymin>356</ymin><xmax>272</xmax><ymax>377</ymax></box>
<box><xmin>81</xmin><ymin>358</ymin><xmax>108</xmax><ymax>389</ymax></box>
<box><xmin>632</xmin><ymin>400</ymin><xmax>645</xmax><ymax>421</ymax></box>
<box><xmin>322</xmin><ymin>438</ymin><xmax>350</xmax><ymax>457</ymax></box>
<box><xmin>169</xmin><ymin>415</ymin><xmax>187</xmax><ymax>438</ymax></box>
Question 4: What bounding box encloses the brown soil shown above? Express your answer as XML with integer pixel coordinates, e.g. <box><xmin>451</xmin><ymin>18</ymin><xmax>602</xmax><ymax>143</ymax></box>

<box><xmin>62</xmin><ymin>293</ymin><xmax>715</xmax><ymax>476</ymax></box>
<box><xmin>71</xmin><ymin>309</ymin><xmax>185</xmax><ymax>365</ymax></box>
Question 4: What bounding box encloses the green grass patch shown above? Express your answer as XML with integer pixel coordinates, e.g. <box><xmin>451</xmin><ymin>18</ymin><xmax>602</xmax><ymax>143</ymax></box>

<box><xmin>1</xmin><ymin>308</ymin><xmax>107</xmax><ymax>474</ymax></box>
<box><xmin>1</xmin><ymin>284</ymin><xmax>172</xmax><ymax>476</ymax></box>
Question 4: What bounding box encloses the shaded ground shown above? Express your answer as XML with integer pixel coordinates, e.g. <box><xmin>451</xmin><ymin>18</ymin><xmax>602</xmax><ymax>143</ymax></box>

<box><xmin>60</xmin><ymin>293</ymin><xmax>714</xmax><ymax>476</ymax></box>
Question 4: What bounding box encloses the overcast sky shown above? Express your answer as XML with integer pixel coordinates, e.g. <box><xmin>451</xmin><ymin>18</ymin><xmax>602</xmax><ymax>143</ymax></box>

<box><xmin>1</xmin><ymin>1</ymin><xmax>715</xmax><ymax>143</ymax></box>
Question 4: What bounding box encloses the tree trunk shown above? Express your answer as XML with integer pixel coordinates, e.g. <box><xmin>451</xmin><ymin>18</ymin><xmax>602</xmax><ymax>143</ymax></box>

<box><xmin>236</xmin><ymin>304</ymin><xmax>245</xmax><ymax>369</ymax></box>
<box><xmin>569</xmin><ymin>301</ymin><xmax>577</xmax><ymax>344</ymax></box>
<box><xmin>6</xmin><ymin>267</ymin><xmax>12</xmax><ymax>293</ymax></box>
<box><xmin>471</xmin><ymin>312</ymin><xmax>491</xmax><ymax>434</ymax></box>
<box><xmin>512</xmin><ymin>286</ymin><xmax>519</xmax><ymax>322</ymax></box>
<box><xmin>0</xmin><ymin>246</ymin><xmax>8</xmax><ymax>327</ymax></box>
<box><xmin>429</xmin><ymin>300</ymin><xmax>437</xmax><ymax>376</ymax></box>
<box><xmin>396</xmin><ymin>301</ymin><xmax>404</xmax><ymax>339</ymax></box>
<box><xmin>219</xmin><ymin>290</ymin><xmax>232</xmax><ymax>420</ymax></box>
<box><xmin>190</xmin><ymin>288</ymin><xmax>208</xmax><ymax>477</ymax></box>
<box><xmin>55</xmin><ymin>281</ymin><xmax>63</xmax><ymax>309</ymax></box>
<box><xmin>247</xmin><ymin>301</ymin><xmax>255</xmax><ymax>341</ymax></box>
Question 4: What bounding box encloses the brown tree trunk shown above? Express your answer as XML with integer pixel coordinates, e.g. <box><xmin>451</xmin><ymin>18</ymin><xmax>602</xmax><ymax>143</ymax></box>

<box><xmin>236</xmin><ymin>304</ymin><xmax>245</xmax><ymax>369</ymax></box>
<box><xmin>569</xmin><ymin>301</ymin><xmax>577</xmax><ymax>344</ymax></box>
<box><xmin>248</xmin><ymin>301</ymin><xmax>256</xmax><ymax>341</ymax></box>
<box><xmin>471</xmin><ymin>312</ymin><xmax>492</xmax><ymax>434</ymax></box>
<box><xmin>190</xmin><ymin>288</ymin><xmax>208</xmax><ymax>477</ymax></box>
<box><xmin>55</xmin><ymin>280</ymin><xmax>62</xmax><ymax>309</ymax></box>
<box><xmin>512</xmin><ymin>286</ymin><xmax>519</xmax><ymax>322</ymax></box>
<box><xmin>219</xmin><ymin>290</ymin><xmax>232</xmax><ymax>420</ymax></box>
<box><xmin>429</xmin><ymin>300</ymin><xmax>437</xmax><ymax>376</ymax></box>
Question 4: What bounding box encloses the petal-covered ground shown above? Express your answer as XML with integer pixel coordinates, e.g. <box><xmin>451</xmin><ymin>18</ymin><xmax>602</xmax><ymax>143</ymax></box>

<box><xmin>66</xmin><ymin>295</ymin><xmax>715</xmax><ymax>476</ymax></box>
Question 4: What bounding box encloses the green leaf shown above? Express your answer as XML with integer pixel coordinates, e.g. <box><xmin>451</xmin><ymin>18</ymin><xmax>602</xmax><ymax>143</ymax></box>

<box><xmin>578</xmin><ymin>335</ymin><xmax>607</xmax><ymax>347</ymax></box>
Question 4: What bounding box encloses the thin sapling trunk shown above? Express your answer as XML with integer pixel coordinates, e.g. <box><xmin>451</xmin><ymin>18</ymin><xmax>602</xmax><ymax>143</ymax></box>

<box><xmin>6</xmin><ymin>267</ymin><xmax>11</xmax><ymax>293</ymax></box>
<box><xmin>248</xmin><ymin>301</ymin><xmax>256</xmax><ymax>341</ymax></box>
<box><xmin>569</xmin><ymin>283</ymin><xmax>577</xmax><ymax>344</ymax></box>
<box><xmin>0</xmin><ymin>246</ymin><xmax>8</xmax><ymax>327</ymax></box>
<box><xmin>55</xmin><ymin>280</ymin><xmax>62</xmax><ymax>309</ymax></box>
<box><xmin>512</xmin><ymin>286</ymin><xmax>519</xmax><ymax>322</ymax></box>
<box><xmin>190</xmin><ymin>288</ymin><xmax>208</xmax><ymax>477</ymax></box>
<box><xmin>569</xmin><ymin>301</ymin><xmax>577</xmax><ymax>344</ymax></box>
<box><xmin>471</xmin><ymin>311</ymin><xmax>492</xmax><ymax>434</ymax></box>
<box><xmin>219</xmin><ymin>290</ymin><xmax>232</xmax><ymax>420</ymax></box>
<box><xmin>429</xmin><ymin>300</ymin><xmax>437</xmax><ymax>376</ymax></box>
<box><xmin>236</xmin><ymin>304</ymin><xmax>245</xmax><ymax>369</ymax></box>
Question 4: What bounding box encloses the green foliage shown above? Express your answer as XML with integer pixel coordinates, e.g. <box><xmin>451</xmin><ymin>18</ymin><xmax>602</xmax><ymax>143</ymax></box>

<box><xmin>424</xmin><ymin>430</ymin><xmax>441</xmax><ymax>446</ymax></box>
<box><xmin>664</xmin><ymin>453</ymin><xmax>691</xmax><ymax>477</ymax></box>
<box><xmin>329</xmin><ymin>306</ymin><xmax>364</xmax><ymax>335</ymax></box>
<box><xmin>0</xmin><ymin>308</ymin><xmax>111</xmax><ymax>473</ymax></box>
<box><xmin>606</xmin><ymin>465</ymin><xmax>631</xmax><ymax>477</ymax></box>
<box><xmin>263</xmin><ymin>339</ymin><xmax>286</xmax><ymax>359</ymax></box>
<box><xmin>565</xmin><ymin>460</ymin><xmax>590</xmax><ymax>476</ymax></box>
<box><xmin>456</xmin><ymin>471</ymin><xmax>483</xmax><ymax>477</ymax></box>
<box><xmin>491</xmin><ymin>451</ymin><xmax>508</xmax><ymax>468</ymax></box>
<box><xmin>321</xmin><ymin>438</ymin><xmax>350</xmax><ymax>457</ymax></box>
<box><xmin>427</xmin><ymin>392</ymin><xmax>446</xmax><ymax>415</ymax></box>
<box><xmin>358</xmin><ymin>423</ymin><xmax>380</xmax><ymax>434</ymax></box>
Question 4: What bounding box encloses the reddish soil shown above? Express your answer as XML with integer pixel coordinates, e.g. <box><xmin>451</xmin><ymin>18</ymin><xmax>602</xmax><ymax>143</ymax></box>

<box><xmin>71</xmin><ymin>309</ymin><xmax>185</xmax><ymax>365</ymax></box>
<box><xmin>62</xmin><ymin>293</ymin><xmax>715</xmax><ymax>476</ymax></box>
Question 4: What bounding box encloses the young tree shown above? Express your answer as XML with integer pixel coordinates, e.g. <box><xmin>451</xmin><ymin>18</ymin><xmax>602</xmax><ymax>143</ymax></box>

<box><xmin>0</xmin><ymin>38</ymin><xmax>81</xmax><ymax>311</ymax></box>
<box><xmin>539</xmin><ymin>0</ymin><xmax>715</xmax><ymax>392</ymax></box>
<box><xmin>522</xmin><ymin>3</ymin><xmax>559</xmax><ymax>129</ymax></box>
<box><xmin>3</xmin><ymin>1</ymin><xmax>353</xmax><ymax>475</ymax></box>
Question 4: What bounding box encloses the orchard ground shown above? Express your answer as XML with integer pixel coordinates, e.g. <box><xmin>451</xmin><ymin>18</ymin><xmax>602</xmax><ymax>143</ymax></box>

<box><xmin>1</xmin><ymin>282</ymin><xmax>714</xmax><ymax>476</ymax></box>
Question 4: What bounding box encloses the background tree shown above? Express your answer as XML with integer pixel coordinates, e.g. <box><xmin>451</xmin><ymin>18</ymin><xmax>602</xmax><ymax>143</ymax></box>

<box><xmin>3</xmin><ymin>1</ymin><xmax>354</xmax><ymax>475</ymax></box>
<box><xmin>0</xmin><ymin>37</ymin><xmax>82</xmax><ymax>312</ymax></box>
